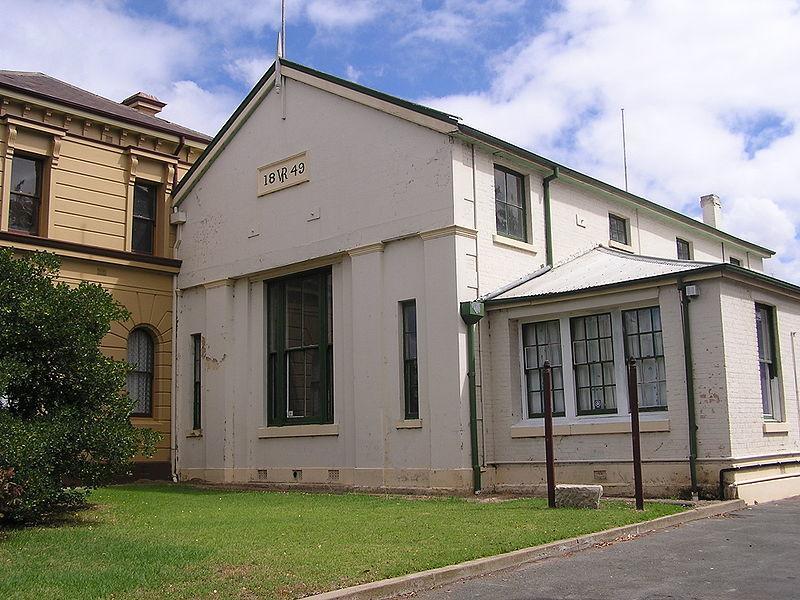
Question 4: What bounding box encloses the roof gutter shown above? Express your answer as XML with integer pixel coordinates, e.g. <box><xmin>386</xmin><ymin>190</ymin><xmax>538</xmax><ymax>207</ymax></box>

<box><xmin>543</xmin><ymin>167</ymin><xmax>559</xmax><ymax>266</ymax></box>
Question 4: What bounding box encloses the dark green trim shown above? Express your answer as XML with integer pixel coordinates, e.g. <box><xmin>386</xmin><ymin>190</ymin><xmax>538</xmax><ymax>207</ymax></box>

<box><xmin>639</xmin><ymin>405</ymin><xmax>669</xmax><ymax>413</ymax></box>
<box><xmin>265</xmin><ymin>267</ymin><xmax>333</xmax><ymax>427</ymax></box>
<box><xmin>281</xmin><ymin>60</ymin><xmax>460</xmax><ymax>125</ymax></box>
<box><xmin>460</xmin><ymin>301</ymin><xmax>484</xmax><ymax>493</ymax></box>
<box><xmin>458</xmin><ymin>124</ymin><xmax>773</xmax><ymax>257</ymax></box>
<box><xmin>542</xmin><ymin>168</ymin><xmax>559</xmax><ymax>265</ymax></box>
<box><xmin>173</xmin><ymin>62</ymin><xmax>278</xmax><ymax>203</ymax></box>
<box><xmin>191</xmin><ymin>333</ymin><xmax>202</xmax><ymax>431</ymax></box>
<box><xmin>401</xmin><ymin>299</ymin><xmax>419</xmax><ymax>420</ymax></box>
<box><xmin>677</xmin><ymin>276</ymin><xmax>699</xmax><ymax>496</ymax></box>
<box><xmin>484</xmin><ymin>262</ymin><xmax>800</xmax><ymax>307</ymax></box>
<box><xmin>171</xmin><ymin>57</ymin><xmax>774</xmax><ymax>258</ymax></box>
<box><xmin>576</xmin><ymin>408</ymin><xmax>618</xmax><ymax>416</ymax></box>
<box><xmin>529</xmin><ymin>411</ymin><xmax>566</xmax><ymax>419</ymax></box>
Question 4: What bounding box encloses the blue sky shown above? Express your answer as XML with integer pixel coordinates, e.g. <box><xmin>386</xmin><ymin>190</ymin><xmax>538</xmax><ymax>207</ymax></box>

<box><xmin>5</xmin><ymin>0</ymin><xmax>800</xmax><ymax>281</ymax></box>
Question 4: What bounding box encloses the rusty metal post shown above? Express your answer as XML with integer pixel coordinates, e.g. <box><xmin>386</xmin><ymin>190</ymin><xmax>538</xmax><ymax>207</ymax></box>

<box><xmin>627</xmin><ymin>357</ymin><xmax>644</xmax><ymax>510</ymax></box>
<box><xmin>543</xmin><ymin>361</ymin><xmax>556</xmax><ymax>508</ymax></box>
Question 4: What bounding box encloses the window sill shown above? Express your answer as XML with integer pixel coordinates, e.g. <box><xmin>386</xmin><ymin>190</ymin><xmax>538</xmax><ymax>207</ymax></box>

<box><xmin>608</xmin><ymin>239</ymin><xmax>635</xmax><ymax>253</ymax></box>
<box><xmin>763</xmin><ymin>421</ymin><xmax>789</xmax><ymax>435</ymax></box>
<box><xmin>186</xmin><ymin>429</ymin><xmax>203</xmax><ymax>438</ymax></box>
<box><xmin>492</xmin><ymin>234</ymin><xmax>537</xmax><ymax>254</ymax></box>
<box><xmin>511</xmin><ymin>418</ymin><xmax>670</xmax><ymax>438</ymax></box>
<box><xmin>257</xmin><ymin>423</ymin><xmax>339</xmax><ymax>438</ymax></box>
<box><xmin>396</xmin><ymin>419</ymin><xmax>423</xmax><ymax>429</ymax></box>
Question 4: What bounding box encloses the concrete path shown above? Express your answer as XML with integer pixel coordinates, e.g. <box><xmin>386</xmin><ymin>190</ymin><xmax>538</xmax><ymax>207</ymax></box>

<box><xmin>404</xmin><ymin>497</ymin><xmax>800</xmax><ymax>600</ymax></box>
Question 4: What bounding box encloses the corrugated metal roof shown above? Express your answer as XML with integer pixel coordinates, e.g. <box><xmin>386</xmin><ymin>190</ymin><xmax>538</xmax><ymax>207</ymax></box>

<box><xmin>488</xmin><ymin>245</ymin><xmax>716</xmax><ymax>302</ymax></box>
<box><xmin>0</xmin><ymin>71</ymin><xmax>211</xmax><ymax>141</ymax></box>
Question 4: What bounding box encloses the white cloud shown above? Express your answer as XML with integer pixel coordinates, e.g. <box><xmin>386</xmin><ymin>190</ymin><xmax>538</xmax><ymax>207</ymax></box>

<box><xmin>225</xmin><ymin>55</ymin><xmax>273</xmax><ymax>87</ymax></box>
<box><xmin>345</xmin><ymin>64</ymin><xmax>363</xmax><ymax>82</ymax></box>
<box><xmin>2</xmin><ymin>0</ymin><xmax>197</xmax><ymax>101</ymax></box>
<box><xmin>402</xmin><ymin>0</ymin><xmax>525</xmax><ymax>44</ymax></box>
<box><xmin>425</xmin><ymin>0</ymin><xmax>800</xmax><ymax>281</ymax></box>
<box><xmin>159</xmin><ymin>81</ymin><xmax>240</xmax><ymax>136</ymax></box>
<box><xmin>306</xmin><ymin>0</ymin><xmax>381</xmax><ymax>29</ymax></box>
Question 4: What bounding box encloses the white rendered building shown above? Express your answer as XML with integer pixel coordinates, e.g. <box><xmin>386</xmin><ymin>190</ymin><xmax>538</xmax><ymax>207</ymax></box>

<box><xmin>171</xmin><ymin>60</ymin><xmax>800</xmax><ymax>502</ymax></box>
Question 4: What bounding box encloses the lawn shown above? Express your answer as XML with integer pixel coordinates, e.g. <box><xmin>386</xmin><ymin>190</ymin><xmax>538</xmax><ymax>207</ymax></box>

<box><xmin>0</xmin><ymin>484</ymin><xmax>685</xmax><ymax>599</ymax></box>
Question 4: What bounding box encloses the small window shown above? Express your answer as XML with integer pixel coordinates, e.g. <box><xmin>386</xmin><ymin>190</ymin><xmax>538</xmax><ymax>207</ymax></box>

<box><xmin>571</xmin><ymin>313</ymin><xmax>616</xmax><ymax>415</ymax></box>
<box><xmin>623</xmin><ymin>307</ymin><xmax>667</xmax><ymax>410</ymax></box>
<box><xmin>401</xmin><ymin>300</ymin><xmax>419</xmax><ymax>420</ymax></box>
<box><xmin>676</xmin><ymin>238</ymin><xmax>691</xmax><ymax>260</ymax></box>
<box><xmin>9</xmin><ymin>155</ymin><xmax>44</xmax><ymax>235</ymax></box>
<box><xmin>132</xmin><ymin>181</ymin><xmax>158</xmax><ymax>254</ymax></box>
<box><xmin>494</xmin><ymin>165</ymin><xmax>527</xmax><ymax>242</ymax></box>
<box><xmin>608</xmin><ymin>214</ymin><xmax>629</xmax><ymax>245</ymax></box>
<box><xmin>522</xmin><ymin>320</ymin><xmax>565</xmax><ymax>417</ymax></box>
<box><xmin>729</xmin><ymin>257</ymin><xmax>741</xmax><ymax>266</ymax></box>
<box><xmin>127</xmin><ymin>327</ymin><xmax>155</xmax><ymax>416</ymax></box>
<box><xmin>756</xmin><ymin>304</ymin><xmax>781</xmax><ymax>420</ymax></box>
<box><xmin>192</xmin><ymin>334</ymin><xmax>202</xmax><ymax>430</ymax></box>
<box><xmin>266</xmin><ymin>268</ymin><xmax>333</xmax><ymax>425</ymax></box>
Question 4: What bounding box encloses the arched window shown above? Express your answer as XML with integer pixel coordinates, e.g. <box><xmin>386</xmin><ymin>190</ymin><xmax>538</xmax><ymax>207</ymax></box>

<box><xmin>127</xmin><ymin>327</ymin><xmax>155</xmax><ymax>416</ymax></box>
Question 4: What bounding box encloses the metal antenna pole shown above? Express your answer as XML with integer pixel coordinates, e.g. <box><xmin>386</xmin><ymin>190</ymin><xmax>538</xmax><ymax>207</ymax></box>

<box><xmin>621</xmin><ymin>107</ymin><xmax>629</xmax><ymax>192</ymax></box>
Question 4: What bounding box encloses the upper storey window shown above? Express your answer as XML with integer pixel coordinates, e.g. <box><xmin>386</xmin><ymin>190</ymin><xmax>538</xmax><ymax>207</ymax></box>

<box><xmin>9</xmin><ymin>155</ymin><xmax>43</xmax><ymax>236</ymax></box>
<box><xmin>608</xmin><ymin>213</ymin><xmax>629</xmax><ymax>245</ymax></box>
<box><xmin>494</xmin><ymin>165</ymin><xmax>527</xmax><ymax>242</ymax></box>
<box><xmin>132</xmin><ymin>181</ymin><xmax>157</xmax><ymax>254</ymax></box>
<box><xmin>676</xmin><ymin>238</ymin><xmax>691</xmax><ymax>260</ymax></box>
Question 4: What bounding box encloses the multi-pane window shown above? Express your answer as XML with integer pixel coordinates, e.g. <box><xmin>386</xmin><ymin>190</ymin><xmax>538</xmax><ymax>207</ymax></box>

<box><xmin>609</xmin><ymin>214</ymin><xmax>629</xmax><ymax>245</ymax></box>
<box><xmin>494</xmin><ymin>165</ymin><xmax>526</xmax><ymax>242</ymax></box>
<box><xmin>755</xmin><ymin>304</ymin><xmax>781</xmax><ymax>419</ymax></box>
<box><xmin>401</xmin><ymin>300</ymin><xmax>419</xmax><ymax>420</ymax></box>
<box><xmin>676</xmin><ymin>238</ymin><xmax>691</xmax><ymax>260</ymax></box>
<box><xmin>623</xmin><ymin>307</ymin><xmax>667</xmax><ymax>410</ymax></box>
<box><xmin>266</xmin><ymin>268</ymin><xmax>333</xmax><ymax>425</ymax></box>
<box><xmin>9</xmin><ymin>155</ymin><xmax>43</xmax><ymax>235</ymax></box>
<box><xmin>522</xmin><ymin>320</ymin><xmax>565</xmax><ymax>417</ymax></box>
<box><xmin>571</xmin><ymin>313</ymin><xmax>616</xmax><ymax>414</ymax></box>
<box><xmin>729</xmin><ymin>257</ymin><xmax>741</xmax><ymax>266</ymax></box>
<box><xmin>132</xmin><ymin>181</ymin><xmax>157</xmax><ymax>254</ymax></box>
<box><xmin>127</xmin><ymin>327</ymin><xmax>154</xmax><ymax>416</ymax></box>
<box><xmin>192</xmin><ymin>334</ymin><xmax>202</xmax><ymax>430</ymax></box>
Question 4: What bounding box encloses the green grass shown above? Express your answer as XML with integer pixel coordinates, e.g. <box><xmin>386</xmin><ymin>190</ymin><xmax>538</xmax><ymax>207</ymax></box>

<box><xmin>0</xmin><ymin>484</ymin><xmax>685</xmax><ymax>599</ymax></box>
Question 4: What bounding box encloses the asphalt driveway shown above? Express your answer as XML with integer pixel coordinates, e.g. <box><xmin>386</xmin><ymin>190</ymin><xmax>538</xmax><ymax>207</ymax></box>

<box><xmin>405</xmin><ymin>497</ymin><xmax>800</xmax><ymax>600</ymax></box>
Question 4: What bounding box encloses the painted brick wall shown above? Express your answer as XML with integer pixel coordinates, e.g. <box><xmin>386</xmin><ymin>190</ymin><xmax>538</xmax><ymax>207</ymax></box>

<box><xmin>719</xmin><ymin>280</ymin><xmax>800</xmax><ymax>458</ymax></box>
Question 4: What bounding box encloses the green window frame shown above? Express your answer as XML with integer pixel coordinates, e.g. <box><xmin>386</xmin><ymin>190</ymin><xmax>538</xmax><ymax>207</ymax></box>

<box><xmin>676</xmin><ymin>238</ymin><xmax>691</xmax><ymax>260</ymax></box>
<box><xmin>522</xmin><ymin>320</ymin><xmax>565</xmax><ymax>418</ymax></box>
<box><xmin>755</xmin><ymin>303</ymin><xmax>781</xmax><ymax>420</ymax></box>
<box><xmin>192</xmin><ymin>333</ymin><xmax>202</xmax><ymax>430</ymax></box>
<box><xmin>609</xmin><ymin>213</ymin><xmax>629</xmax><ymax>245</ymax></box>
<box><xmin>729</xmin><ymin>257</ymin><xmax>741</xmax><ymax>266</ymax></box>
<box><xmin>622</xmin><ymin>307</ymin><xmax>667</xmax><ymax>411</ymax></box>
<box><xmin>266</xmin><ymin>268</ymin><xmax>333</xmax><ymax>425</ymax></box>
<box><xmin>571</xmin><ymin>313</ymin><xmax>616</xmax><ymax>415</ymax></box>
<box><xmin>401</xmin><ymin>300</ymin><xmax>419</xmax><ymax>420</ymax></box>
<box><xmin>494</xmin><ymin>165</ymin><xmax>527</xmax><ymax>242</ymax></box>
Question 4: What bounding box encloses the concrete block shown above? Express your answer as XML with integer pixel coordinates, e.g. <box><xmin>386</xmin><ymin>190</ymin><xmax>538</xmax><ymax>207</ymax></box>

<box><xmin>555</xmin><ymin>484</ymin><xmax>603</xmax><ymax>509</ymax></box>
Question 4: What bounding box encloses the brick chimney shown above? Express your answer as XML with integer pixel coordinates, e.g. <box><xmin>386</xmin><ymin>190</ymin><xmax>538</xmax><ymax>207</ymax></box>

<box><xmin>700</xmin><ymin>194</ymin><xmax>722</xmax><ymax>228</ymax></box>
<box><xmin>122</xmin><ymin>91</ymin><xmax>166</xmax><ymax>116</ymax></box>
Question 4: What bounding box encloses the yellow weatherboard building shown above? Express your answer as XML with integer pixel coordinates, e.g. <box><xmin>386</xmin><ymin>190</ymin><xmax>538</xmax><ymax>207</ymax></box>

<box><xmin>0</xmin><ymin>71</ymin><xmax>210</xmax><ymax>477</ymax></box>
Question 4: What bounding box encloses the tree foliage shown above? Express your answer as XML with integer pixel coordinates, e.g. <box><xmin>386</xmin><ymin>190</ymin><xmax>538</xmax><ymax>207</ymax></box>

<box><xmin>0</xmin><ymin>249</ymin><xmax>159</xmax><ymax>522</ymax></box>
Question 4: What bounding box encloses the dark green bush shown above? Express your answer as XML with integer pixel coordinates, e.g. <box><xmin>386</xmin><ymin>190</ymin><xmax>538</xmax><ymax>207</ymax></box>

<box><xmin>0</xmin><ymin>249</ymin><xmax>159</xmax><ymax>523</ymax></box>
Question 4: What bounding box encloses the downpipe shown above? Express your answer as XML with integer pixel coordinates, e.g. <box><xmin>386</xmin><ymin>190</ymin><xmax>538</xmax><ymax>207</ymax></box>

<box><xmin>460</xmin><ymin>301</ymin><xmax>485</xmax><ymax>493</ymax></box>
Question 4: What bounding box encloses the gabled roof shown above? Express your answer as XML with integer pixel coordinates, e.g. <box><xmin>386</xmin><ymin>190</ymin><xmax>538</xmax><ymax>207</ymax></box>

<box><xmin>0</xmin><ymin>70</ymin><xmax>210</xmax><ymax>141</ymax></box>
<box><xmin>170</xmin><ymin>59</ymin><xmax>772</xmax><ymax>256</ymax></box>
<box><xmin>483</xmin><ymin>245</ymin><xmax>800</xmax><ymax>306</ymax></box>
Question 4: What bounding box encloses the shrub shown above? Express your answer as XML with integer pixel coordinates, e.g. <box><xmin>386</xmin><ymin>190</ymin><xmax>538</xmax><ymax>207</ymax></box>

<box><xmin>0</xmin><ymin>249</ymin><xmax>159</xmax><ymax>523</ymax></box>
